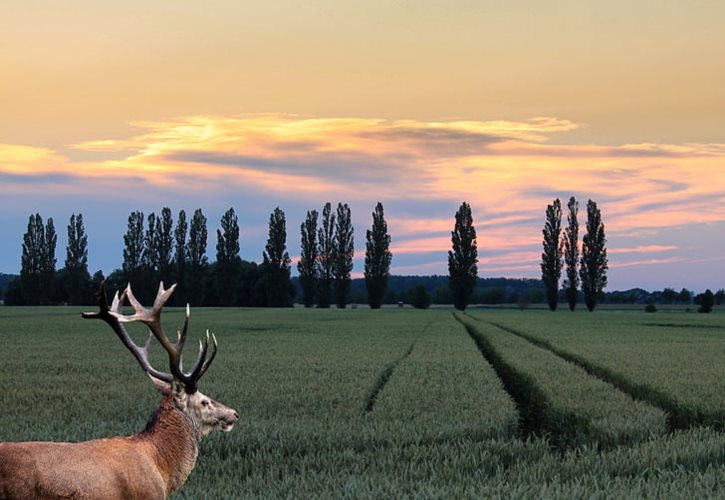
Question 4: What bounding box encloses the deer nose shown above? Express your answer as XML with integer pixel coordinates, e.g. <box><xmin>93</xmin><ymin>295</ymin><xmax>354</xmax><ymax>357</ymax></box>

<box><xmin>233</xmin><ymin>411</ymin><xmax>239</xmax><ymax>420</ymax></box>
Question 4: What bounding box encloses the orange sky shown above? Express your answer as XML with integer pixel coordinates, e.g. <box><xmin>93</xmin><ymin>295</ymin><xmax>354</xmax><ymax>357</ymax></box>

<box><xmin>1</xmin><ymin>1</ymin><xmax>724</xmax><ymax>290</ymax></box>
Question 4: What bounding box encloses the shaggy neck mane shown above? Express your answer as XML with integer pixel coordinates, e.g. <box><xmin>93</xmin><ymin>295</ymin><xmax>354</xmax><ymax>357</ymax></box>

<box><xmin>139</xmin><ymin>395</ymin><xmax>199</xmax><ymax>495</ymax></box>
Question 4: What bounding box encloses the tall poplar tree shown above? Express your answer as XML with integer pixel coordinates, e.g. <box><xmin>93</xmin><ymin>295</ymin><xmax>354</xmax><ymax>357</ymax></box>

<box><xmin>174</xmin><ymin>209</ymin><xmax>187</xmax><ymax>304</ymax></box>
<box><xmin>20</xmin><ymin>213</ymin><xmax>45</xmax><ymax>305</ymax></box>
<box><xmin>156</xmin><ymin>207</ymin><xmax>174</xmax><ymax>284</ymax></box>
<box><xmin>364</xmin><ymin>202</ymin><xmax>392</xmax><ymax>309</ymax></box>
<box><xmin>41</xmin><ymin>217</ymin><xmax>57</xmax><ymax>304</ymax></box>
<box><xmin>122</xmin><ymin>211</ymin><xmax>145</xmax><ymax>290</ymax></box>
<box><xmin>142</xmin><ymin>212</ymin><xmax>158</xmax><ymax>301</ymax></box>
<box><xmin>316</xmin><ymin>203</ymin><xmax>335</xmax><ymax>308</ymax></box>
<box><xmin>333</xmin><ymin>203</ymin><xmax>354</xmax><ymax>308</ymax></box>
<box><xmin>65</xmin><ymin>213</ymin><xmax>91</xmax><ymax>305</ymax></box>
<box><xmin>187</xmin><ymin>208</ymin><xmax>208</xmax><ymax>306</ymax></box>
<box><xmin>448</xmin><ymin>202</ymin><xmax>478</xmax><ymax>311</ymax></box>
<box><xmin>298</xmin><ymin>209</ymin><xmax>318</xmax><ymax>308</ymax></box>
<box><xmin>262</xmin><ymin>207</ymin><xmax>292</xmax><ymax>307</ymax></box>
<box><xmin>541</xmin><ymin>198</ymin><xmax>563</xmax><ymax>311</ymax></box>
<box><xmin>216</xmin><ymin>207</ymin><xmax>241</xmax><ymax>306</ymax></box>
<box><xmin>563</xmin><ymin>197</ymin><xmax>580</xmax><ymax>311</ymax></box>
<box><xmin>580</xmin><ymin>199</ymin><xmax>608</xmax><ymax>312</ymax></box>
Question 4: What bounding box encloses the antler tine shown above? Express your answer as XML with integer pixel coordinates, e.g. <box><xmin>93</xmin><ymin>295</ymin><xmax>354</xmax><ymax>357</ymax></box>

<box><xmin>123</xmin><ymin>283</ymin><xmax>146</xmax><ymax>317</ymax></box>
<box><xmin>112</xmin><ymin>287</ymin><xmax>155</xmax><ymax>365</ymax></box>
<box><xmin>82</xmin><ymin>281</ymin><xmax>173</xmax><ymax>383</ymax></box>
<box><xmin>152</xmin><ymin>281</ymin><xmax>177</xmax><ymax>314</ymax></box>
<box><xmin>176</xmin><ymin>304</ymin><xmax>190</xmax><ymax>350</ymax></box>
<box><xmin>197</xmin><ymin>333</ymin><xmax>218</xmax><ymax>380</ymax></box>
<box><xmin>183</xmin><ymin>330</ymin><xmax>218</xmax><ymax>391</ymax></box>
<box><xmin>110</xmin><ymin>290</ymin><xmax>122</xmax><ymax>314</ymax></box>
<box><xmin>186</xmin><ymin>333</ymin><xmax>210</xmax><ymax>381</ymax></box>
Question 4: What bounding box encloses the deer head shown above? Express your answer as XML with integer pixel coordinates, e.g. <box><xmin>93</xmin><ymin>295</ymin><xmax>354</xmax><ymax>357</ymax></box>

<box><xmin>82</xmin><ymin>282</ymin><xmax>238</xmax><ymax>440</ymax></box>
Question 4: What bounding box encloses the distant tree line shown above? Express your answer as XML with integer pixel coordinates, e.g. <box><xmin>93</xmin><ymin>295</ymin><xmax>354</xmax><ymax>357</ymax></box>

<box><xmin>4</xmin><ymin>202</ymin><xmax>393</xmax><ymax>309</ymax></box>
<box><xmin>2</xmin><ymin>201</ymin><xmax>721</xmax><ymax>312</ymax></box>
<box><xmin>299</xmin><ymin>277</ymin><xmax>722</xmax><ymax>310</ymax></box>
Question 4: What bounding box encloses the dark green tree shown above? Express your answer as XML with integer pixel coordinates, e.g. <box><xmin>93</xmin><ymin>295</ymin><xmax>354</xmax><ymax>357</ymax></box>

<box><xmin>64</xmin><ymin>213</ymin><xmax>92</xmax><ymax>305</ymax></box>
<box><xmin>364</xmin><ymin>202</ymin><xmax>392</xmax><ymax>309</ymax></box>
<box><xmin>173</xmin><ymin>209</ymin><xmax>187</xmax><ymax>304</ymax></box>
<box><xmin>448</xmin><ymin>202</ymin><xmax>478</xmax><ymax>311</ymax></box>
<box><xmin>216</xmin><ymin>207</ymin><xmax>241</xmax><ymax>306</ymax></box>
<box><xmin>662</xmin><ymin>287</ymin><xmax>677</xmax><ymax>304</ymax></box>
<box><xmin>298</xmin><ymin>209</ymin><xmax>318</xmax><ymax>308</ymax></box>
<box><xmin>237</xmin><ymin>260</ymin><xmax>267</xmax><ymax>306</ymax></box>
<box><xmin>579</xmin><ymin>199</ymin><xmax>608</xmax><ymax>312</ymax></box>
<box><xmin>408</xmin><ymin>285</ymin><xmax>431</xmax><ymax>309</ymax></box>
<box><xmin>41</xmin><ymin>217</ymin><xmax>57</xmax><ymax>305</ymax></box>
<box><xmin>141</xmin><ymin>212</ymin><xmax>158</xmax><ymax>301</ymax></box>
<box><xmin>262</xmin><ymin>207</ymin><xmax>293</xmax><ymax>307</ymax></box>
<box><xmin>4</xmin><ymin>277</ymin><xmax>25</xmax><ymax>305</ymax></box>
<box><xmin>541</xmin><ymin>198</ymin><xmax>563</xmax><ymax>311</ymax></box>
<box><xmin>678</xmin><ymin>288</ymin><xmax>692</xmax><ymax>305</ymax></box>
<box><xmin>156</xmin><ymin>207</ymin><xmax>174</xmax><ymax>284</ymax></box>
<box><xmin>715</xmin><ymin>289</ymin><xmax>725</xmax><ymax>306</ymax></box>
<box><xmin>20</xmin><ymin>213</ymin><xmax>45</xmax><ymax>305</ymax></box>
<box><xmin>696</xmin><ymin>289</ymin><xmax>715</xmax><ymax>313</ymax></box>
<box><xmin>333</xmin><ymin>203</ymin><xmax>354</xmax><ymax>308</ymax></box>
<box><xmin>91</xmin><ymin>270</ymin><xmax>105</xmax><ymax>292</ymax></box>
<box><xmin>316</xmin><ymin>202</ymin><xmax>335</xmax><ymax>308</ymax></box>
<box><xmin>187</xmin><ymin>208</ymin><xmax>208</xmax><ymax>306</ymax></box>
<box><xmin>122</xmin><ymin>211</ymin><xmax>145</xmax><ymax>290</ymax></box>
<box><xmin>563</xmin><ymin>196</ymin><xmax>579</xmax><ymax>311</ymax></box>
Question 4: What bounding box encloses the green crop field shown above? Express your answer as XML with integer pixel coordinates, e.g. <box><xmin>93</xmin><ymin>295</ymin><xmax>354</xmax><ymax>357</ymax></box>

<box><xmin>1</xmin><ymin>306</ymin><xmax>725</xmax><ymax>498</ymax></box>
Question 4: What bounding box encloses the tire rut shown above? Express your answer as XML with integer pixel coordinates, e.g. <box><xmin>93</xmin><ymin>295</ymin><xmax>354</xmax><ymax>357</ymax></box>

<box><xmin>364</xmin><ymin>322</ymin><xmax>429</xmax><ymax>413</ymax></box>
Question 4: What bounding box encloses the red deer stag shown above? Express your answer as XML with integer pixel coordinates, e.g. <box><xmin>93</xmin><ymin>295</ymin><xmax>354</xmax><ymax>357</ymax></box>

<box><xmin>0</xmin><ymin>282</ymin><xmax>238</xmax><ymax>499</ymax></box>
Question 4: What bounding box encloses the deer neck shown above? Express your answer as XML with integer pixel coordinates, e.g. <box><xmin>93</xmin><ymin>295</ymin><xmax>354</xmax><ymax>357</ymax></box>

<box><xmin>140</xmin><ymin>396</ymin><xmax>199</xmax><ymax>495</ymax></box>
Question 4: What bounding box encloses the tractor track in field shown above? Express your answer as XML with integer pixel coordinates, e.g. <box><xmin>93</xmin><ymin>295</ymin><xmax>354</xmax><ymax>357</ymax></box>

<box><xmin>454</xmin><ymin>313</ymin><xmax>550</xmax><ymax>440</ymax></box>
<box><xmin>364</xmin><ymin>322</ymin><xmax>430</xmax><ymax>413</ymax></box>
<box><xmin>471</xmin><ymin>314</ymin><xmax>725</xmax><ymax>433</ymax></box>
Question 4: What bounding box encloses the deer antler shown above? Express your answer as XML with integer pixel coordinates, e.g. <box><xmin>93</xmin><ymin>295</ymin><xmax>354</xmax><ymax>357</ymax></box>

<box><xmin>82</xmin><ymin>281</ymin><xmax>217</xmax><ymax>393</ymax></box>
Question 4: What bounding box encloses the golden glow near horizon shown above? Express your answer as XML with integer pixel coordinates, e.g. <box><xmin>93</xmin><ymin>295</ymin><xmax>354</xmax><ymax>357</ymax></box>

<box><xmin>2</xmin><ymin>1</ymin><xmax>725</xmax><ymax>288</ymax></box>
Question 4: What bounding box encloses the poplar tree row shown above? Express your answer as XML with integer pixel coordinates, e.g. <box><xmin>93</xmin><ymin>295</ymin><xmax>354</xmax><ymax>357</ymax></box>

<box><xmin>541</xmin><ymin>197</ymin><xmax>608</xmax><ymax>312</ymax></box>
<box><xmin>10</xmin><ymin>203</ymin><xmax>393</xmax><ymax>308</ymax></box>
<box><xmin>444</xmin><ymin>199</ymin><xmax>608</xmax><ymax>313</ymax></box>
<box><xmin>121</xmin><ymin>206</ymin><xmax>295</xmax><ymax>307</ymax></box>
<box><xmin>297</xmin><ymin>202</ymin><xmax>392</xmax><ymax>308</ymax></box>
<box><xmin>7</xmin><ymin>213</ymin><xmax>91</xmax><ymax>305</ymax></box>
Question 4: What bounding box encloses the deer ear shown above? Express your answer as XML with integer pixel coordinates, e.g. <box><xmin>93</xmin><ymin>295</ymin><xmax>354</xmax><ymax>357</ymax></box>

<box><xmin>148</xmin><ymin>374</ymin><xmax>172</xmax><ymax>396</ymax></box>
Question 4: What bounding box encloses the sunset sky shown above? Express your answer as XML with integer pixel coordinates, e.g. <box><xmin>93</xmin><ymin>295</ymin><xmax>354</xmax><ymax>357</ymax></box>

<box><xmin>2</xmin><ymin>1</ymin><xmax>724</xmax><ymax>291</ymax></box>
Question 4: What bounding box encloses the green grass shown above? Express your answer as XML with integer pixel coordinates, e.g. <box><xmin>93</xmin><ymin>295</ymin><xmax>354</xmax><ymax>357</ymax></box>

<box><xmin>1</xmin><ymin>306</ymin><xmax>724</xmax><ymax>498</ymax></box>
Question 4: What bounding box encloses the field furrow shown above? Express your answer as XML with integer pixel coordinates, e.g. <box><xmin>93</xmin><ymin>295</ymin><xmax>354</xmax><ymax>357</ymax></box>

<box><xmin>364</xmin><ymin>336</ymin><xmax>418</xmax><ymax>412</ymax></box>
<box><xmin>457</xmin><ymin>313</ymin><xmax>667</xmax><ymax>448</ymax></box>
<box><xmin>479</xmin><ymin>310</ymin><xmax>725</xmax><ymax>430</ymax></box>
<box><xmin>371</xmin><ymin>314</ymin><xmax>518</xmax><ymax>441</ymax></box>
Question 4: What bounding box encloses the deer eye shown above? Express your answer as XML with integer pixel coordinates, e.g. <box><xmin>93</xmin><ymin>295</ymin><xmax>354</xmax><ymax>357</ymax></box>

<box><xmin>202</xmin><ymin>400</ymin><xmax>210</xmax><ymax>407</ymax></box>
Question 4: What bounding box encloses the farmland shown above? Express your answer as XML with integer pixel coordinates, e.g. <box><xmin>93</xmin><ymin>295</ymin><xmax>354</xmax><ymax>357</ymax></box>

<box><xmin>1</xmin><ymin>306</ymin><xmax>724</xmax><ymax>498</ymax></box>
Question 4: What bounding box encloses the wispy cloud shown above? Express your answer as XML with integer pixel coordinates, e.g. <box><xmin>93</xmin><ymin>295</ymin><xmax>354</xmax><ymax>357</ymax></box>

<box><xmin>609</xmin><ymin>257</ymin><xmax>683</xmax><ymax>269</ymax></box>
<box><xmin>609</xmin><ymin>245</ymin><xmax>679</xmax><ymax>254</ymax></box>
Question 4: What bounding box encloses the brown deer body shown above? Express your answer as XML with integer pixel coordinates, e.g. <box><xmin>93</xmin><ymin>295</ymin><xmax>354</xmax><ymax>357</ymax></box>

<box><xmin>0</xmin><ymin>283</ymin><xmax>238</xmax><ymax>500</ymax></box>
